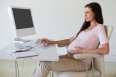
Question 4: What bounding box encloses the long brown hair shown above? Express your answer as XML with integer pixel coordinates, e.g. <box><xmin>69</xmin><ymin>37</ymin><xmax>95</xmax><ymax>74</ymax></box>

<box><xmin>76</xmin><ymin>2</ymin><xmax>103</xmax><ymax>37</ymax></box>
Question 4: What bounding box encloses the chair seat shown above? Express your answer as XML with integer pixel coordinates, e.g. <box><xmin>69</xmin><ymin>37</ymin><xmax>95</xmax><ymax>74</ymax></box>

<box><xmin>55</xmin><ymin>68</ymin><xmax>100</xmax><ymax>77</ymax></box>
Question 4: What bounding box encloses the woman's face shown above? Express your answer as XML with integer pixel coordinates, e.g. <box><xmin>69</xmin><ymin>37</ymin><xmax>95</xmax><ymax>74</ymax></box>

<box><xmin>85</xmin><ymin>7</ymin><xmax>95</xmax><ymax>22</ymax></box>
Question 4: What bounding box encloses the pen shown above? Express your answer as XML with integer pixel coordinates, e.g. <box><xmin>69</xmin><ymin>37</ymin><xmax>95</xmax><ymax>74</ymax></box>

<box><xmin>15</xmin><ymin>49</ymin><xmax>28</xmax><ymax>52</ymax></box>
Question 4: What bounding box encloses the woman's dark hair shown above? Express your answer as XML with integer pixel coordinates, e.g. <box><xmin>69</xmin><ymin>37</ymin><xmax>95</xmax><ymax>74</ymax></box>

<box><xmin>76</xmin><ymin>2</ymin><xmax>103</xmax><ymax>37</ymax></box>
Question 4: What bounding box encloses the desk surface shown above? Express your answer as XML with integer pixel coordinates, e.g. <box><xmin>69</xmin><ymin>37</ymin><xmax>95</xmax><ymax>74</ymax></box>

<box><xmin>0</xmin><ymin>42</ymin><xmax>59</xmax><ymax>61</ymax></box>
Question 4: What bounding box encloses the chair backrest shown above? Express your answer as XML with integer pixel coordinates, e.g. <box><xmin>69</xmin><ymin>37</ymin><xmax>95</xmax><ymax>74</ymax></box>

<box><xmin>105</xmin><ymin>26</ymin><xmax>113</xmax><ymax>40</ymax></box>
<box><xmin>94</xmin><ymin>26</ymin><xmax>113</xmax><ymax>77</ymax></box>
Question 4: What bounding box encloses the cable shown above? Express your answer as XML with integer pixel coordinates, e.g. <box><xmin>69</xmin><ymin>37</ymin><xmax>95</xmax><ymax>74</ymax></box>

<box><xmin>19</xmin><ymin>44</ymin><xmax>25</xmax><ymax>49</ymax></box>
<box><xmin>19</xmin><ymin>43</ymin><xmax>37</xmax><ymax>50</ymax></box>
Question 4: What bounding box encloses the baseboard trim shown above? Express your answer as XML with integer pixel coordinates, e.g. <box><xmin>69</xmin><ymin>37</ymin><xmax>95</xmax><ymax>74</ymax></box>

<box><xmin>104</xmin><ymin>55</ymin><xmax>116</xmax><ymax>62</ymax></box>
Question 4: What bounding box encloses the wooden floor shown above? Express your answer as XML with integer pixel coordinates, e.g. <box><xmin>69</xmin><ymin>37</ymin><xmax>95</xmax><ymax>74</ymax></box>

<box><xmin>0</xmin><ymin>60</ymin><xmax>116</xmax><ymax>77</ymax></box>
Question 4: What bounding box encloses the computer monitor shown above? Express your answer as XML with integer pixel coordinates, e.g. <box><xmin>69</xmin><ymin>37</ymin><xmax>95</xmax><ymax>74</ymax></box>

<box><xmin>8</xmin><ymin>6</ymin><xmax>36</xmax><ymax>38</ymax></box>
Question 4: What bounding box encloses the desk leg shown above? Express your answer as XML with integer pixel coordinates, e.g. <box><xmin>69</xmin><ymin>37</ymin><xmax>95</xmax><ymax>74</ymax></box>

<box><xmin>52</xmin><ymin>61</ymin><xmax>54</xmax><ymax>77</ymax></box>
<box><xmin>15</xmin><ymin>60</ymin><xmax>20</xmax><ymax>77</ymax></box>
<box><xmin>22</xmin><ymin>60</ymin><xmax>24</xmax><ymax>77</ymax></box>
<box><xmin>15</xmin><ymin>60</ymin><xmax>17</xmax><ymax>77</ymax></box>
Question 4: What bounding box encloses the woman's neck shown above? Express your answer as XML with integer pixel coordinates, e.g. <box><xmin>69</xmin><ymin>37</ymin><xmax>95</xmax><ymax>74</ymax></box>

<box><xmin>90</xmin><ymin>20</ymin><xmax>98</xmax><ymax>27</ymax></box>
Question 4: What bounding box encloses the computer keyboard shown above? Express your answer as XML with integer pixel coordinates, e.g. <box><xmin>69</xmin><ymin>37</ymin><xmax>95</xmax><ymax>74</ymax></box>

<box><xmin>35</xmin><ymin>39</ymin><xmax>47</xmax><ymax>47</ymax></box>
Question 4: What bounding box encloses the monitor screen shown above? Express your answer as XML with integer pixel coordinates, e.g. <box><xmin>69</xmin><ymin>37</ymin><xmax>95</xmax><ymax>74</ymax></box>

<box><xmin>12</xmin><ymin>8</ymin><xmax>34</xmax><ymax>29</ymax></box>
<box><xmin>8</xmin><ymin>7</ymin><xmax>36</xmax><ymax>38</ymax></box>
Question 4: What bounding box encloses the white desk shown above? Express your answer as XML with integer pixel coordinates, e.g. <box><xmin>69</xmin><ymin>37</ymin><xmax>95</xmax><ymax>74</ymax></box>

<box><xmin>0</xmin><ymin>42</ymin><xmax>59</xmax><ymax>77</ymax></box>
<box><xmin>0</xmin><ymin>42</ymin><xmax>59</xmax><ymax>61</ymax></box>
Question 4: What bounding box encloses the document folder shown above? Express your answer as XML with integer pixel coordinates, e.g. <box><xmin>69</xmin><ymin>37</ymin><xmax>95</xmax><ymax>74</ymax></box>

<box><xmin>6</xmin><ymin>50</ymin><xmax>38</xmax><ymax>58</ymax></box>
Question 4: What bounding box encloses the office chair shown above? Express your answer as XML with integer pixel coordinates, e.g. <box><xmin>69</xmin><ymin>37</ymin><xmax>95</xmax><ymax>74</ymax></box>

<box><xmin>55</xmin><ymin>26</ymin><xmax>113</xmax><ymax>77</ymax></box>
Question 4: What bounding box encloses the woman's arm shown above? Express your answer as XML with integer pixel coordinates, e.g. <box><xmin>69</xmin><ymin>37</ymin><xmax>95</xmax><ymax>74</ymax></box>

<box><xmin>41</xmin><ymin>36</ymin><xmax>76</xmax><ymax>45</ymax></box>
<box><xmin>76</xmin><ymin>43</ymin><xmax>109</xmax><ymax>55</ymax></box>
<box><xmin>50</xmin><ymin>39</ymin><xmax>70</xmax><ymax>45</ymax></box>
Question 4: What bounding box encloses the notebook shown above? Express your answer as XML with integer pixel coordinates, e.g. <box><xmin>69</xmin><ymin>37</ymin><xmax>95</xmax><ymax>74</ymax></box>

<box><xmin>6</xmin><ymin>49</ymin><xmax>38</xmax><ymax>59</ymax></box>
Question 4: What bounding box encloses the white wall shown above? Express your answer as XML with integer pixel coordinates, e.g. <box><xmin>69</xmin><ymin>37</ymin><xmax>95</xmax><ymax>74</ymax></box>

<box><xmin>0</xmin><ymin>0</ymin><xmax>116</xmax><ymax>62</ymax></box>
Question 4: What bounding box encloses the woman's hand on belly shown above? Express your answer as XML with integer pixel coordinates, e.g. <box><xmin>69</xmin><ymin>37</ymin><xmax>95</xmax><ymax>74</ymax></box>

<box><xmin>67</xmin><ymin>52</ymin><xmax>75</xmax><ymax>58</ymax></box>
<box><xmin>67</xmin><ymin>47</ymin><xmax>84</xmax><ymax>58</ymax></box>
<box><xmin>74</xmin><ymin>46</ymin><xmax>83</xmax><ymax>54</ymax></box>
